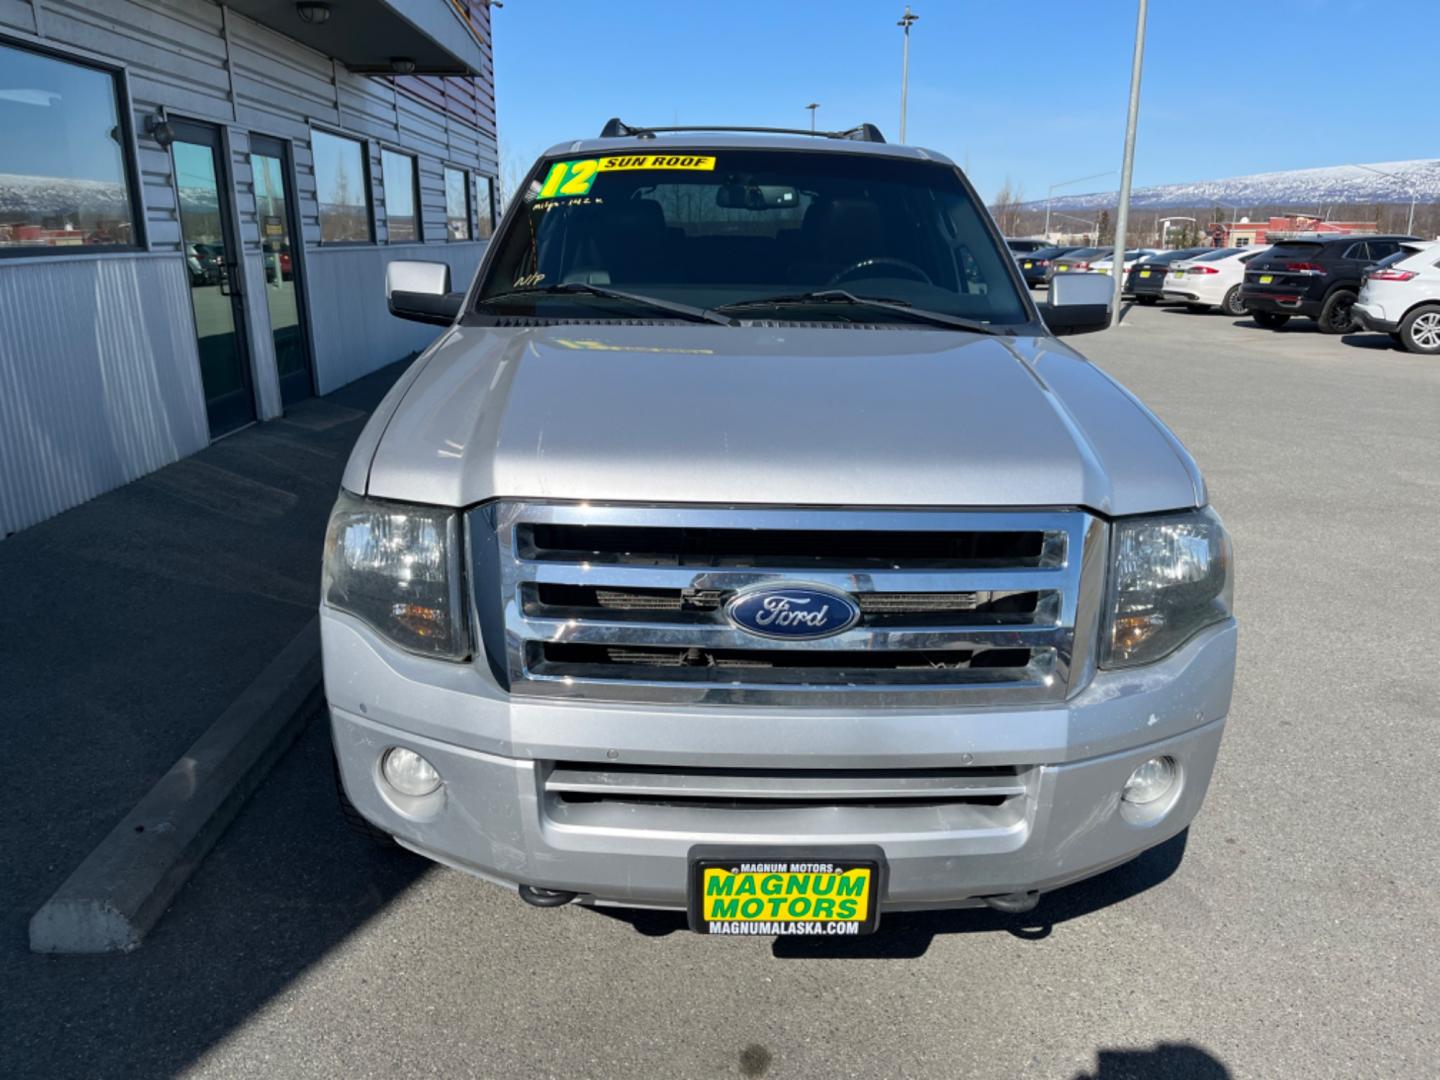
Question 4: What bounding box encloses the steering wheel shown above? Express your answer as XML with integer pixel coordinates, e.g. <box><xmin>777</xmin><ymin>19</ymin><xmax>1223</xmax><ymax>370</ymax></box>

<box><xmin>827</xmin><ymin>257</ymin><xmax>933</xmax><ymax>287</ymax></box>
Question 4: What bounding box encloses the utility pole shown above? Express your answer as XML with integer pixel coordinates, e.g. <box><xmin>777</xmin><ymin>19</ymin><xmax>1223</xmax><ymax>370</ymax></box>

<box><xmin>897</xmin><ymin>6</ymin><xmax>918</xmax><ymax>143</ymax></box>
<box><xmin>1110</xmin><ymin>0</ymin><xmax>1148</xmax><ymax>328</ymax></box>
<box><xmin>805</xmin><ymin>102</ymin><xmax>819</xmax><ymax>132</ymax></box>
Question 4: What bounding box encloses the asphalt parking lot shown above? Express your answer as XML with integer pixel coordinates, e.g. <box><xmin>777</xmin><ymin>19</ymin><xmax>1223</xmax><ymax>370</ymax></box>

<box><xmin>7</xmin><ymin>304</ymin><xmax>1438</xmax><ymax>1080</ymax></box>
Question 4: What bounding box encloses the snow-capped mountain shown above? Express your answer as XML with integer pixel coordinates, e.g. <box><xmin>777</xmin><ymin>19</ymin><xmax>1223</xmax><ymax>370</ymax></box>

<box><xmin>1019</xmin><ymin>159</ymin><xmax>1440</xmax><ymax>212</ymax></box>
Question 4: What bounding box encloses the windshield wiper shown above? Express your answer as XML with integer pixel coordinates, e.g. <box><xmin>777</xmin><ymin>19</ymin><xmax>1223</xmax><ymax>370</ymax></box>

<box><xmin>479</xmin><ymin>282</ymin><xmax>735</xmax><ymax>326</ymax></box>
<box><xmin>718</xmin><ymin>289</ymin><xmax>1007</xmax><ymax>335</ymax></box>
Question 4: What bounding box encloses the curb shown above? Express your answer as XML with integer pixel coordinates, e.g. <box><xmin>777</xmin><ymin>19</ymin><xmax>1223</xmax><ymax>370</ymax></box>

<box><xmin>29</xmin><ymin>617</ymin><xmax>323</xmax><ymax>954</ymax></box>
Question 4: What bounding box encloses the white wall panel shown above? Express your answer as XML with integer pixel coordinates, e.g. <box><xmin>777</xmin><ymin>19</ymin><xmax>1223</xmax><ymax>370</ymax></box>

<box><xmin>305</xmin><ymin>242</ymin><xmax>486</xmax><ymax>394</ymax></box>
<box><xmin>0</xmin><ymin>256</ymin><xmax>208</xmax><ymax>536</ymax></box>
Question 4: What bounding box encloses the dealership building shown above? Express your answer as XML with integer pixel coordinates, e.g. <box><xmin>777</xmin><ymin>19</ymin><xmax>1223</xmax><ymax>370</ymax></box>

<box><xmin>0</xmin><ymin>0</ymin><xmax>499</xmax><ymax>536</ymax></box>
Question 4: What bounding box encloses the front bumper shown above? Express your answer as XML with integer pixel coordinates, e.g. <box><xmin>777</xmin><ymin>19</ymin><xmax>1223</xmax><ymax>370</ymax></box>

<box><xmin>325</xmin><ymin>612</ymin><xmax>1235</xmax><ymax>911</ymax></box>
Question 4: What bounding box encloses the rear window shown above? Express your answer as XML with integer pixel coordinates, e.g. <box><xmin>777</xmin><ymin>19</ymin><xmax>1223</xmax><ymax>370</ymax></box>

<box><xmin>1193</xmin><ymin>247</ymin><xmax>1241</xmax><ymax>262</ymax></box>
<box><xmin>1261</xmin><ymin>241</ymin><xmax>1323</xmax><ymax>262</ymax></box>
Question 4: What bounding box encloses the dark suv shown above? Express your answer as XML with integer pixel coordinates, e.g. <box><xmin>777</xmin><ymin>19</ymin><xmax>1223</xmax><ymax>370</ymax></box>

<box><xmin>1241</xmin><ymin>235</ymin><xmax>1417</xmax><ymax>333</ymax></box>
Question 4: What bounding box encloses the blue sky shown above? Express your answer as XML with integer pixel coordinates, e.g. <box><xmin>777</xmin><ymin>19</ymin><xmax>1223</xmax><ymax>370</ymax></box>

<box><xmin>494</xmin><ymin>0</ymin><xmax>1436</xmax><ymax>204</ymax></box>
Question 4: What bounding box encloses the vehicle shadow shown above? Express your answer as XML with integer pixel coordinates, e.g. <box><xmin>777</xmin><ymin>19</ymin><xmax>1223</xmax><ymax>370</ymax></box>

<box><xmin>1340</xmin><ymin>332</ymin><xmax>1400</xmax><ymax>352</ymax></box>
<box><xmin>592</xmin><ymin>828</ymin><xmax>1188</xmax><ymax>960</ymax></box>
<box><xmin>1074</xmin><ymin>1041</ymin><xmax>1231</xmax><ymax>1079</ymax></box>
<box><xmin>3</xmin><ymin>718</ymin><xmax>432</xmax><ymax>1079</ymax></box>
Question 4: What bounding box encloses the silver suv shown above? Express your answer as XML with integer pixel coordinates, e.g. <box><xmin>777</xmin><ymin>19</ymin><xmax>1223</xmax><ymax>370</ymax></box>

<box><xmin>322</xmin><ymin>122</ymin><xmax>1235</xmax><ymax>937</ymax></box>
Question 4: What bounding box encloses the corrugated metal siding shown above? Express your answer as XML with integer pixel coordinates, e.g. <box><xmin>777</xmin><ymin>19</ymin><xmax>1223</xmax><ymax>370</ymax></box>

<box><xmin>0</xmin><ymin>256</ymin><xmax>208</xmax><ymax>537</ymax></box>
<box><xmin>305</xmin><ymin>242</ymin><xmax>484</xmax><ymax>395</ymax></box>
<box><xmin>0</xmin><ymin>0</ymin><xmax>499</xmax><ymax>535</ymax></box>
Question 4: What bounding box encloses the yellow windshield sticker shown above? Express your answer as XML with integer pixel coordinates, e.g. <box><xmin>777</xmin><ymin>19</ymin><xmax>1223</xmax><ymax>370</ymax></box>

<box><xmin>537</xmin><ymin>155</ymin><xmax>717</xmax><ymax>199</ymax></box>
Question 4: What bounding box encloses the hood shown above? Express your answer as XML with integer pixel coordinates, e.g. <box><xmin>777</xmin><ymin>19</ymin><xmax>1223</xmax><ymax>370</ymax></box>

<box><xmin>362</xmin><ymin>323</ymin><xmax>1202</xmax><ymax>516</ymax></box>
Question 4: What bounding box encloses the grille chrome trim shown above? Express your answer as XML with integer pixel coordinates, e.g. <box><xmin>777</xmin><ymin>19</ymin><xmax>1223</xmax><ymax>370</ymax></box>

<box><xmin>473</xmin><ymin>502</ymin><xmax>1106</xmax><ymax>707</ymax></box>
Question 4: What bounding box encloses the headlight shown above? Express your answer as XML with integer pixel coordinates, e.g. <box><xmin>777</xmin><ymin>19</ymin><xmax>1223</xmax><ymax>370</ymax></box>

<box><xmin>1100</xmin><ymin>506</ymin><xmax>1233</xmax><ymax>668</ymax></box>
<box><xmin>322</xmin><ymin>490</ymin><xmax>469</xmax><ymax>660</ymax></box>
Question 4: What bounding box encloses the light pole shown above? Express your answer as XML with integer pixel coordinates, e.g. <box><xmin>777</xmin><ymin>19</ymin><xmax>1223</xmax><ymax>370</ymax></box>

<box><xmin>1044</xmin><ymin>170</ymin><xmax>1115</xmax><ymax>241</ymax></box>
<box><xmin>897</xmin><ymin>5</ymin><xmax>918</xmax><ymax>143</ymax></box>
<box><xmin>1352</xmin><ymin>163</ymin><xmax>1418</xmax><ymax>235</ymax></box>
<box><xmin>1110</xmin><ymin>0</ymin><xmax>1148</xmax><ymax>328</ymax></box>
<box><xmin>805</xmin><ymin>102</ymin><xmax>820</xmax><ymax>132</ymax></box>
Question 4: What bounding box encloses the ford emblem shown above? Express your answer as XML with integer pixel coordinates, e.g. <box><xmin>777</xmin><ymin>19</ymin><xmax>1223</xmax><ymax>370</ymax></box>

<box><xmin>725</xmin><ymin>584</ymin><xmax>861</xmax><ymax>641</ymax></box>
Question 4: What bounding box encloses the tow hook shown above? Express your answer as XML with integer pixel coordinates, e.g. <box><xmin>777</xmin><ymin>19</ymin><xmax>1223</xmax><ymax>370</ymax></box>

<box><xmin>518</xmin><ymin>884</ymin><xmax>579</xmax><ymax>908</ymax></box>
<box><xmin>982</xmin><ymin>890</ymin><xmax>1040</xmax><ymax>914</ymax></box>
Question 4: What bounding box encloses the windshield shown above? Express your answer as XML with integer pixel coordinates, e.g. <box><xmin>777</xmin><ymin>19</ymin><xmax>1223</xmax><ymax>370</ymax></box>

<box><xmin>476</xmin><ymin>148</ymin><xmax>1029</xmax><ymax>326</ymax></box>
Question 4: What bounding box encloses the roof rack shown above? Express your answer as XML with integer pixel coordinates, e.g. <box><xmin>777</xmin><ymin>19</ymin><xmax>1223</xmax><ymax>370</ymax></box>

<box><xmin>598</xmin><ymin>118</ymin><xmax>887</xmax><ymax>144</ymax></box>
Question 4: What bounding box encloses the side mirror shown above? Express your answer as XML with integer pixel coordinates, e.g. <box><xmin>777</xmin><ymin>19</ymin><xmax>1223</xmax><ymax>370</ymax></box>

<box><xmin>386</xmin><ymin>260</ymin><xmax>464</xmax><ymax>326</ymax></box>
<box><xmin>1040</xmin><ymin>271</ymin><xmax>1112</xmax><ymax>336</ymax></box>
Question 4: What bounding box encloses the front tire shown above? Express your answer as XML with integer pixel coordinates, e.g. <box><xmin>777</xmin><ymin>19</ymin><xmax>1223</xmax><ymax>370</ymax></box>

<box><xmin>1318</xmin><ymin>289</ymin><xmax>1358</xmax><ymax>335</ymax></box>
<box><xmin>1252</xmin><ymin>311</ymin><xmax>1289</xmax><ymax>329</ymax></box>
<box><xmin>1399</xmin><ymin>305</ymin><xmax>1440</xmax><ymax>355</ymax></box>
<box><xmin>1222</xmin><ymin>285</ymin><xmax>1247</xmax><ymax>317</ymax></box>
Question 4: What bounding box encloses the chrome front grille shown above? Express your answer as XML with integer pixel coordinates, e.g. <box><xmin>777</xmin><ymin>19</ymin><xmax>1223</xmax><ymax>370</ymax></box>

<box><xmin>470</xmin><ymin>502</ymin><xmax>1105</xmax><ymax>706</ymax></box>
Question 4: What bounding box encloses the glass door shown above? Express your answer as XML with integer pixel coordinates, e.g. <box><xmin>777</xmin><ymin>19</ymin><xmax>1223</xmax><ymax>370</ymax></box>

<box><xmin>171</xmin><ymin>120</ymin><xmax>255</xmax><ymax>436</ymax></box>
<box><xmin>250</xmin><ymin>135</ymin><xmax>314</xmax><ymax>406</ymax></box>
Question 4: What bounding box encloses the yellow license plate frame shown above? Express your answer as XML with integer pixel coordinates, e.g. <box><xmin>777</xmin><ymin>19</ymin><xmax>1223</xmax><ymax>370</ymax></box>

<box><xmin>688</xmin><ymin>850</ymin><xmax>884</xmax><ymax>937</ymax></box>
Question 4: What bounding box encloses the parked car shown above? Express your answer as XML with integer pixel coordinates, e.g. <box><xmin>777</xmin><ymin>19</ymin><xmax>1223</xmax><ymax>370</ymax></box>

<box><xmin>1162</xmin><ymin>245</ymin><xmax>1272</xmax><ymax>315</ymax></box>
<box><xmin>1353</xmin><ymin>240</ymin><xmax>1440</xmax><ymax>355</ymax></box>
<box><xmin>1015</xmin><ymin>245</ymin><xmax>1083</xmax><ymax>288</ymax></box>
<box><xmin>187</xmin><ymin>242</ymin><xmax>222</xmax><ymax>286</ymax></box>
<box><xmin>1240</xmin><ymin>234</ymin><xmax>1418</xmax><ymax>333</ymax></box>
<box><xmin>327</xmin><ymin>121</ymin><xmax>1236</xmax><ymax>937</ymax></box>
<box><xmin>1089</xmin><ymin>249</ymin><xmax>1162</xmax><ymax>279</ymax></box>
<box><xmin>1043</xmin><ymin>246</ymin><xmax>1111</xmax><ymax>281</ymax></box>
<box><xmin>1123</xmin><ymin>247</ymin><xmax>1214</xmax><ymax>304</ymax></box>
<box><xmin>1006</xmin><ymin>238</ymin><xmax>1051</xmax><ymax>254</ymax></box>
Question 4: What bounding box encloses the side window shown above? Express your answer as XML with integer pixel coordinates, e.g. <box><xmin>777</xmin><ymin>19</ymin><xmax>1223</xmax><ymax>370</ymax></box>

<box><xmin>312</xmin><ymin>130</ymin><xmax>372</xmax><ymax>243</ymax></box>
<box><xmin>1367</xmin><ymin>240</ymin><xmax>1399</xmax><ymax>260</ymax></box>
<box><xmin>474</xmin><ymin>174</ymin><xmax>496</xmax><ymax>240</ymax></box>
<box><xmin>1342</xmin><ymin>241</ymin><xmax>1370</xmax><ymax>261</ymax></box>
<box><xmin>380</xmin><ymin>149</ymin><xmax>420</xmax><ymax>243</ymax></box>
<box><xmin>0</xmin><ymin>42</ymin><xmax>140</xmax><ymax>253</ymax></box>
<box><xmin>444</xmin><ymin>166</ymin><xmax>470</xmax><ymax>241</ymax></box>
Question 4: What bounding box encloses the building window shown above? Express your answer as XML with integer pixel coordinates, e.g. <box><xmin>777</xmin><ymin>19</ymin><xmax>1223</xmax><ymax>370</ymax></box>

<box><xmin>475</xmin><ymin>174</ymin><xmax>496</xmax><ymax>240</ymax></box>
<box><xmin>0</xmin><ymin>42</ymin><xmax>139</xmax><ymax>253</ymax></box>
<box><xmin>444</xmin><ymin>166</ymin><xmax>470</xmax><ymax>241</ymax></box>
<box><xmin>380</xmin><ymin>148</ymin><xmax>420</xmax><ymax>243</ymax></box>
<box><xmin>312</xmin><ymin>130</ymin><xmax>371</xmax><ymax>243</ymax></box>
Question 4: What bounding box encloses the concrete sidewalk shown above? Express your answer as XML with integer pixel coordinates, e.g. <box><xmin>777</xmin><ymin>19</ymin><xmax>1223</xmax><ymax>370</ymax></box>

<box><xmin>0</xmin><ymin>361</ymin><xmax>409</xmax><ymax>956</ymax></box>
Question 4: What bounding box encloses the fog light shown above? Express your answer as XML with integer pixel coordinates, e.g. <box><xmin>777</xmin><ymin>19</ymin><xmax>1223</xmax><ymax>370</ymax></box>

<box><xmin>381</xmin><ymin>747</ymin><xmax>441</xmax><ymax>797</ymax></box>
<box><xmin>1122</xmin><ymin>756</ymin><xmax>1176</xmax><ymax>805</ymax></box>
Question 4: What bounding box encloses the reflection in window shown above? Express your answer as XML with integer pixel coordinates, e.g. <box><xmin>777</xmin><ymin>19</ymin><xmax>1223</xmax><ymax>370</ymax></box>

<box><xmin>0</xmin><ymin>43</ymin><xmax>137</xmax><ymax>251</ymax></box>
<box><xmin>312</xmin><ymin>130</ymin><xmax>370</xmax><ymax>243</ymax></box>
<box><xmin>444</xmin><ymin>166</ymin><xmax>470</xmax><ymax>241</ymax></box>
<box><xmin>475</xmin><ymin>174</ymin><xmax>496</xmax><ymax>240</ymax></box>
<box><xmin>381</xmin><ymin>149</ymin><xmax>419</xmax><ymax>243</ymax></box>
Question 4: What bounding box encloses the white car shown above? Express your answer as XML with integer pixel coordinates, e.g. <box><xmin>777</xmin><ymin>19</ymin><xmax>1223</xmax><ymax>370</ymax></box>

<box><xmin>1090</xmin><ymin>249</ymin><xmax>1161</xmax><ymax>276</ymax></box>
<box><xmin>1162</xmin><ymin>245</ymin><xmax>1271</xmax><ymax>316</ymax></box>
<box><xmin>1354</xmin><ymin>241</ymin><xmax>1440</xmax><ymax>355</ymax></box>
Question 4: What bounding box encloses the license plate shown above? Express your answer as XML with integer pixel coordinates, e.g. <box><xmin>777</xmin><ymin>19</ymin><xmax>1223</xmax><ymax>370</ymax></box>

<box><xmin>1097</xmin><ymin>267</ymin><xmax>1110</xmax><ymax>274</ymax></box>
<box><xmin>1139</xmin><ymin>270</ymin><xmax>1151</xmax><ymax>278</ymax></box>
<box><xmin>1056</xmin><ymin>264</ymin><xmax>1069</xmax><ymax>271</ymax></box>
<box><xmin>1172</xmin><ymin>270</ymin><xmax>1184</xmax><ymax>277</ymax></box>
<box><xmin>688</xmin><ymin>847</ymin><xmax>884</xmax><ymax>937</ymax></box>
<box><xmin>1259</xmin><ymin>274</ymin><xmax>1274</xmax><ymax>284</ymax></box>
<box><xmin>1022</xmin><ymin>261</ymin><xmax>1033</xmax><ymax>269</ymax></box>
